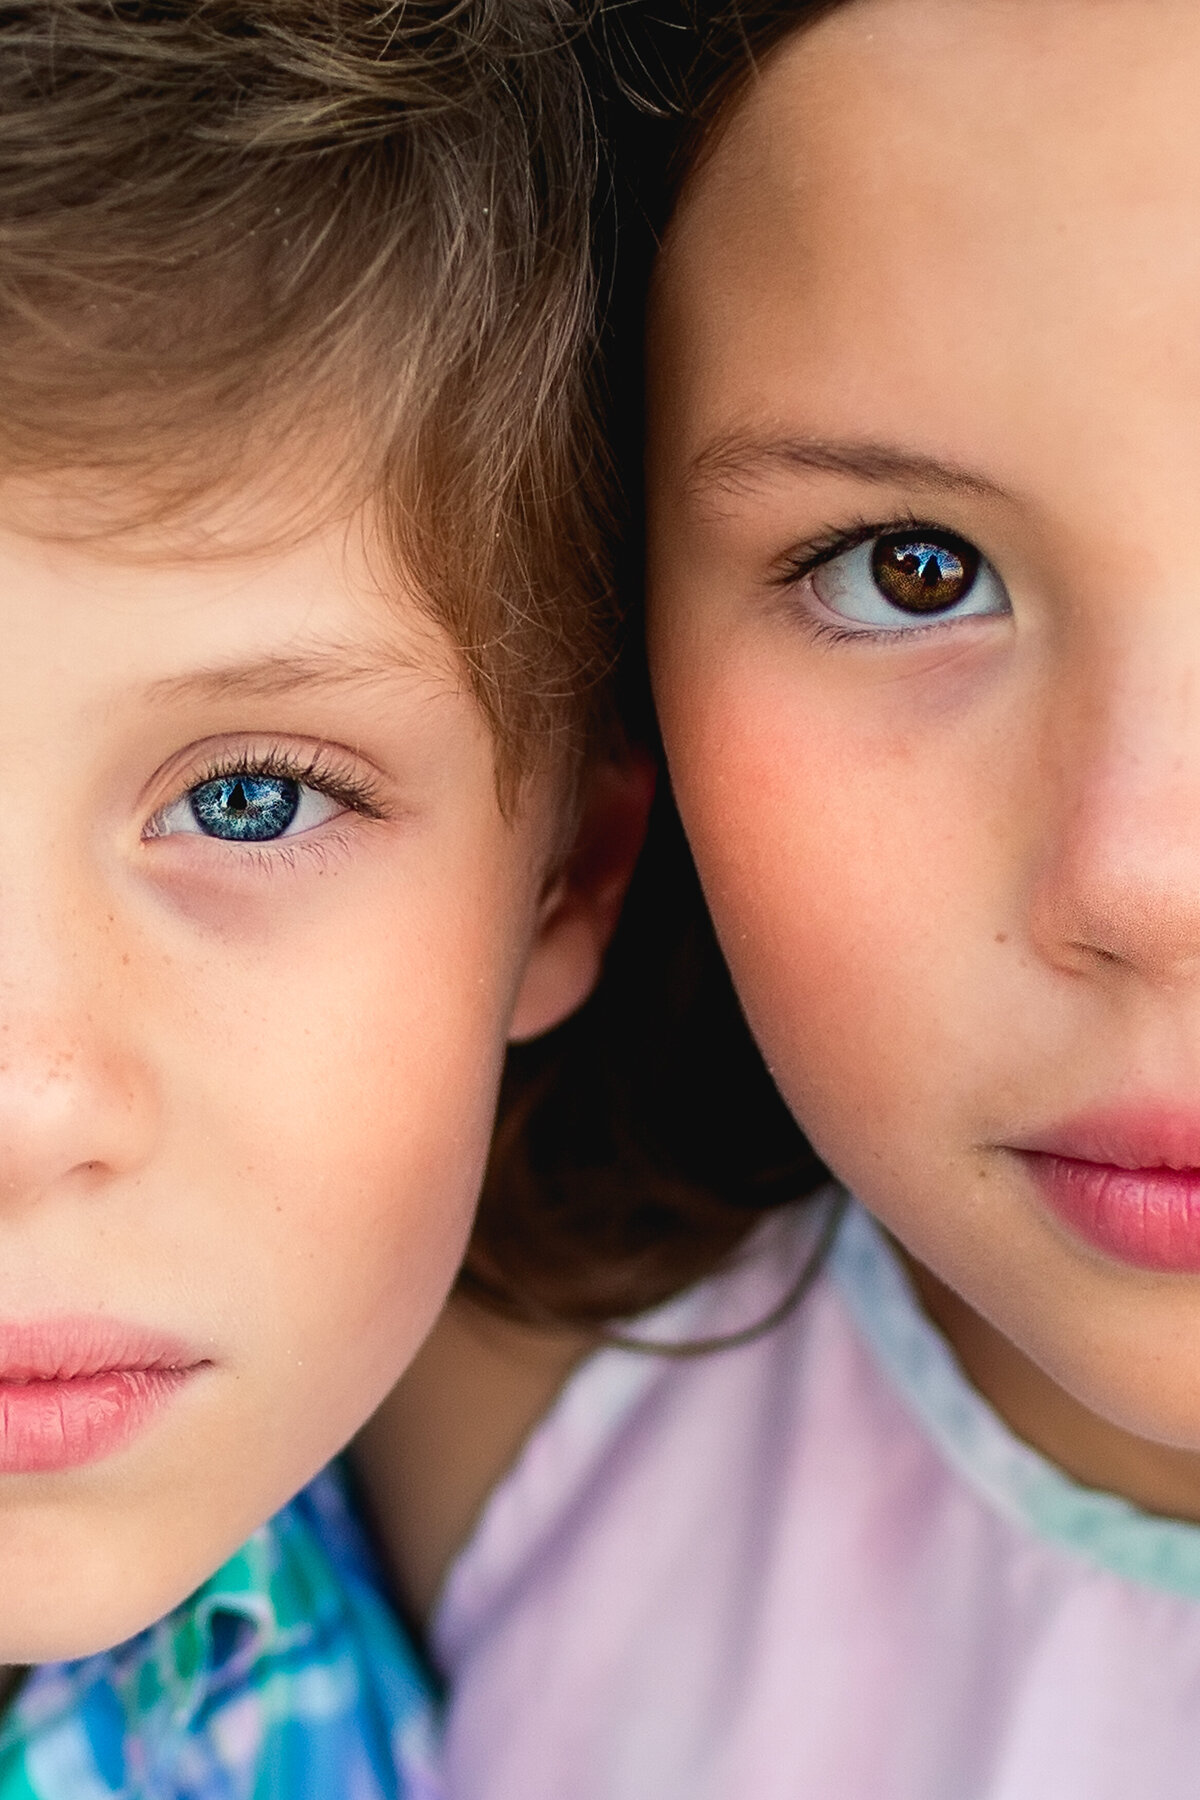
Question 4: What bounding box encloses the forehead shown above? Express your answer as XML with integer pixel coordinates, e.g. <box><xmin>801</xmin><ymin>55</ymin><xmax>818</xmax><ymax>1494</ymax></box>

<box><xmin>0</xmin><ymin>498</ymin><xmax>462</xmax><ymax>722</ymax></box>
<box><xmin>651</xmin><ymin>0</ymin><xmax>1200</xmax><ymax>495</ymax></box>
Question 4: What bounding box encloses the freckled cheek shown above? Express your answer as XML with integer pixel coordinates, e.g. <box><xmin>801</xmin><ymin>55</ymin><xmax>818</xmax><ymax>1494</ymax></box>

<box><xmin>149</xmin><ymin>885</ymin><xmax>518</xmax><ymax>1391</ymax></box>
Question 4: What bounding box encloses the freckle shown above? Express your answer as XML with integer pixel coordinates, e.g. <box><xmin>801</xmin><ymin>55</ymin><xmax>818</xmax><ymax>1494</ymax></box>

<box><xmin>121</xmin><ymin>954</ymin><xmax>130</xmax><ymax>966</ymax></box>
<box><xmin>995</xmin><ymin>932</ymin><xmax>1008</xmax><ymax>944</ymax></box>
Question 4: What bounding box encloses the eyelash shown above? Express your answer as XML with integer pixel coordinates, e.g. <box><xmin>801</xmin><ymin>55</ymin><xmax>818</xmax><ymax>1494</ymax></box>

<box><xmin>771</xmin><ymin>512</ymin><xmax>962</xmax><ymax>645</ymax></box>
<box><xmin>145</xmin><ymin>742</ymin><xmax>387</xmax><ymax>867</ymax></box>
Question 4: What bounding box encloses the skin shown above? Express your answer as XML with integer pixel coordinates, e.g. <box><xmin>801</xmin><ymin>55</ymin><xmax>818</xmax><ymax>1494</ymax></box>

<box><xmin>648</xmin><ymin>0</ymin><xmax>1200</xmax><ymax>1516</ymax></box>
<box><xmin>0</xmin><ymin>486</ymin><xmax>640</xmax><ymax>1671</ymax></box>
<box><xmin>351</xmin><ymin>758</ymin><xmax>650</xmax><ymax>1623</ymax></box>
<box><xmin>353</xmin><ymin>1297</ymin><xmax>593</xmax><ymax>1623</ymax></box>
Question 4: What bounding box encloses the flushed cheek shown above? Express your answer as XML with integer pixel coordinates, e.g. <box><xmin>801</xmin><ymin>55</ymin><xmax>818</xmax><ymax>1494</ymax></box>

<box><xmin>668</xmin><ymin>669</ymin><xmax>1002</xmax><ymax>1192</ymax></box>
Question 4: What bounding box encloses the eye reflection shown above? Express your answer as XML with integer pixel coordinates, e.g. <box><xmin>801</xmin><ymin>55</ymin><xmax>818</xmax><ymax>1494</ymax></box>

<box><xmin>871</xmin><ymin>531</ymin><xmax>980</xmax><ymax>614</ymax></box>
<box><xmin>189</xmin><ymin>774</ymin><xmax>300</xmax><ymax>841</ymax></box>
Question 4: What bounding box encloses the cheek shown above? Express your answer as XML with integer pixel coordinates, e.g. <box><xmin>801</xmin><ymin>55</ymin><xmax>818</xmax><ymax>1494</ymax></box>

<box><xmin>661</xmin><ymin>646</ymin><xmax>1000</xmax><ymax>1182</ymax></box>
<box><xmin>144</xmin><ymin>852</ymin><xmax>529</xmax><ymax>1449</ymax></box>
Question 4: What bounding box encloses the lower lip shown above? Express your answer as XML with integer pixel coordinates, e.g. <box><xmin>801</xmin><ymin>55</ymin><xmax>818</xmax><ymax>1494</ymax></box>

<box><xmin>0</xmin><ymin>1367</ymin><xmax>194</xmax><ymax>1474</ymax></box>
<box><xmin>1025</xmin><ymin>1153</ymin><xmax>1200</xmax><ymax>1271</ymax></box>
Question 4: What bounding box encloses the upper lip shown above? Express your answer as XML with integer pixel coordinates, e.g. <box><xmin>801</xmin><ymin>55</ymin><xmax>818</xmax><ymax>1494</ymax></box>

<box><xmin>1014</xmin><ymin>1105</ymin><xmax>1200</xmax><ymax>1172</ymax></box>
<box><xmin>0</xmin><ymin>1317</ymin><xmax>206</xmax><ymax>1383</ymax></box>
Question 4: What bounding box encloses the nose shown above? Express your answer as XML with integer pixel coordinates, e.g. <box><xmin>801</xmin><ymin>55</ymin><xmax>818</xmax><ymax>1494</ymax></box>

<box><xmin>0</xmin><ymin>894</ymin><xmax>155</xmax><ymax>1210</ymax></box>
<box><xmin>1028</xmin><ymin>646</ymin><xmax>1200</xmax><ymax>985</ymax></box>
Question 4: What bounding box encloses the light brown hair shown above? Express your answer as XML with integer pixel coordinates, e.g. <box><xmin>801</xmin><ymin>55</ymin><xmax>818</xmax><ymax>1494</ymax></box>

<box><xmin>0</xmin><ymin>0</ymin><xmax>825</xmax><ymax>1332</ymax></box>
<box><xmin>0</xmin><ymin>0</ymin><xmax>613</xmax><ymax>784</ymax></box>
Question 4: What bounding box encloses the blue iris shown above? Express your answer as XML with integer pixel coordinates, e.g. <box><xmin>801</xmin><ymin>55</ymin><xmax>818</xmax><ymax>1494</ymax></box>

<box><xmin>188</xmin><ymin>773</ymin><xmax>300</xmax><ymax>841</ymax></box>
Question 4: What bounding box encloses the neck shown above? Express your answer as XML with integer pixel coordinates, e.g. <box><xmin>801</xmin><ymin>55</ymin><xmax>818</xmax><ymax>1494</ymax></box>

<box><xmin>906</xmin><ymin>1254</ymin><xmax>1200</xmax><ymax>1522</ymax></box>
<box><xmin>351</xmin><ymin>1294</ymin><xmax>592</xmax><ymax>1626</ymax></box>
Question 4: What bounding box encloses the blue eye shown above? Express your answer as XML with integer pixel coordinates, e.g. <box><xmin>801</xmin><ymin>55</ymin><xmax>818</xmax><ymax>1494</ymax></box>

<box><xmin>809</xmin><ymin>528</ymin><xmax>1009</xmax><ymax>632</ymax></box>
<box><xmin>188</xmin><ymin>774</ymin><xmax>300</xmax><ymax>842</ymax></box>
<box><xmin>151</xmin><ymin>769</ymin><xmax>345</xmax><ymax>844</ymax></box>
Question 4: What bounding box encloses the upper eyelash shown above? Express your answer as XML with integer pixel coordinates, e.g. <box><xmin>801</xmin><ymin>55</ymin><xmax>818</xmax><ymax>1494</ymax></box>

<box><xmin>148</xmin><ymin>742</ymin><xmax>386</xmax><ymax>838</ymax></box>
<box><xmin>770</xmin><ymin>512</ymin><xmax>932</xmax><ymax>587</ymax></box>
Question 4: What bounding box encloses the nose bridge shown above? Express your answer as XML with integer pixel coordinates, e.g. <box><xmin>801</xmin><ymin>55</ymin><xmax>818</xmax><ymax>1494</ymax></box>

<box><xmin>1031</xmin><ymin>632</ymin><xmax>1200</xmax><ymax>979</ymax></box>
<box><xmin>0</xmin><ymin>839</ymin><xmax>155</xmax><ymax>1205</ymax></box>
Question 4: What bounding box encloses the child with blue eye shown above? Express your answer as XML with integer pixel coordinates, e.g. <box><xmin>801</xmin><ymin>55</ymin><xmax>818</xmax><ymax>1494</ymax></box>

<box><xmin>350</xmin><ymin>3</ymin><xmax>1200</xmax><ymax>1796</ymax></box>
<box><xmin>0</xmin><ymin>3</ymin><xmax>652</xmax><ymax>1796</ymax></box>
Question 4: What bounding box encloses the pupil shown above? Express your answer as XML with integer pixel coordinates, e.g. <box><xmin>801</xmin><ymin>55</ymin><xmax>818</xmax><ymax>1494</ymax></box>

<box><xmin>189</xmin><ymin>773</ymin><xmax>300</xmax><ymax>842</ymax></box>
<box><xmin>871</xmin><ymin>531</ymin><xmax>979</xmax><ymax>614</ymax></box>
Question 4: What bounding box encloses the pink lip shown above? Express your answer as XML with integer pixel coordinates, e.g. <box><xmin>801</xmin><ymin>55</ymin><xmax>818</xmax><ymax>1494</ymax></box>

<box><xmin>0</xmin><ymin>1318</ymin><xmax>207</xmax><ymax>1474</ymax></box>
<box><xmin>1017</xmin><ymin>1108</ymin><xmax>1200</xmax><ymax>1272</ymax></box>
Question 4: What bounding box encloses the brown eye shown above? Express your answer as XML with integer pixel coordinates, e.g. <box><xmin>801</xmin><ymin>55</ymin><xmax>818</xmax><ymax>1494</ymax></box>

<box><xmin>871</xmin><ymin>531</ymin><xmax>980</xmax><ymax>615</ymax></box>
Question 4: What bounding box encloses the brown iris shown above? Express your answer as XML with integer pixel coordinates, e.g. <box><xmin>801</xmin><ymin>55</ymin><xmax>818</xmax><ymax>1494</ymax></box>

<box><xmin>870</xmin><ymin>530</ymin><xmax>980</xmax><ymax>614</ymax></box>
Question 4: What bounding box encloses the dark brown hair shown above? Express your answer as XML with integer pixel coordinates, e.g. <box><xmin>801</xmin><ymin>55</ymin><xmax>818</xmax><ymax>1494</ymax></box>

<box><xmin>466</xmin><ymin>779</ymin><xmax>829</xmax><ymax>1327</ymax></box>
<box><xmin>0</xmin><ymin>0</ymin><xmax>616</xmax><ymax>784</ymax></box>
<box><xmin>461</xmin><ymin>2</ymin><xmax>847</xmax><ymax>1332</ymax></box>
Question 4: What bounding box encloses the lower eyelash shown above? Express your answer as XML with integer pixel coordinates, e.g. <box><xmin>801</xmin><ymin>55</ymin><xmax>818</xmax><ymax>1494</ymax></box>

<box><xmin>214</xmin><ymin>820</ymin><xmax>361</xmax><ymax>876</ymax></box>
<box><xmin>794</xmin><ymin>612</ymin><xmax>884</xmax><ymax>647</ymax></box>
<box><xmin>792</xmin><ymin>603</ymin><xmax>974</xmax><ymax>649</ymax></box>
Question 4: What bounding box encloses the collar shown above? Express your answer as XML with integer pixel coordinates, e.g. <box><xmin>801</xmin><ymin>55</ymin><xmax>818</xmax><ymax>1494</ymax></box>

<box><xmin>0</xmin><ymin>1482</ymin><xmax>327</xmax><ymax>1760</ymax></box>
<box><xmin>833</xmin><ymin>1198</ymin><xmax>1200</xmax><ymax>1598</ymax></box>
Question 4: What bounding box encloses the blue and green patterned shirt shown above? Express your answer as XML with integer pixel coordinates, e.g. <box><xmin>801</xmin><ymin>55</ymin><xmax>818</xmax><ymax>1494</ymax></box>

<box><xmin>0</xmin><ymin>1464</ymin><xmax>440</xmax><ymax>1800</ymax></box>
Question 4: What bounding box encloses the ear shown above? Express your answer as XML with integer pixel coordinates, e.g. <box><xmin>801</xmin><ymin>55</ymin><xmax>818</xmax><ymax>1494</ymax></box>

<box><xmin>507</xmin><ymin>748</ymin><xmax>656</xmax><ymax>1044</ymax></box>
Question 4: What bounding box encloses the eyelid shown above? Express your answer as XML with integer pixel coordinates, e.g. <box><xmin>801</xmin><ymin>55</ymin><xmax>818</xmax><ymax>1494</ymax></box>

<box><xmin>769</xmin><ymin>519</ymin><xmax>1010</xmax><ymax>648</ymax></box>
<box><xmin>142</xmin><ymin>737</ymin><xmax>388</xmax><ymax>842</ymax></box>
<box><xmin>770</xmin><ymin>513</ymin><xmax>928</xmax><ymax>587</ymax></box>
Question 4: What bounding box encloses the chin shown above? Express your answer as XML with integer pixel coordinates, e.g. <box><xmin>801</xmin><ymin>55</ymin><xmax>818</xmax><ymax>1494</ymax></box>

<box><xmin>0</xmin><ymin>1541</ymin><xmax>190</xmax><ymax>1664</ymax></box>
<box><xmin>1064</xmin><ymin>1352</ymin><xmax>1200</xmax><ymax>1456</ymax></box>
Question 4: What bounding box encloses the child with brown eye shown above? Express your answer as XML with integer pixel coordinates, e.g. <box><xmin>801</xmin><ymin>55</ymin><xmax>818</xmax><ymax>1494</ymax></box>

<box><xmin>354</xmin><ymin>3</ymin><xmax>1200</xmax><ymax>1796</ymax></box>
<box><xmin>0</xmin><ymin>3</ymin><xmax>655</xmax><ymax>1795</ymax></box>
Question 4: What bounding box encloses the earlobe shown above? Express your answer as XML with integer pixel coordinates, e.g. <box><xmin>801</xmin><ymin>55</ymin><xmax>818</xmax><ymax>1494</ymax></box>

<box><xmin>507</xmin><ymin>750</ymin><xmax>656</xmax><ymax>1044</ymax></box>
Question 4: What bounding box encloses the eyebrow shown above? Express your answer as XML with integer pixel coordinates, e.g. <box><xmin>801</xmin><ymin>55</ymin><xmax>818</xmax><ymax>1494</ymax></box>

<box><xmin>143</xmin><ymin>645</ymin><xmax>431</xmax><ymax>708</ymax></box>
<box><xmin>687</xmin><ymin>433</ymin><xmax>1009</xmax><ymax>504</ymax></box>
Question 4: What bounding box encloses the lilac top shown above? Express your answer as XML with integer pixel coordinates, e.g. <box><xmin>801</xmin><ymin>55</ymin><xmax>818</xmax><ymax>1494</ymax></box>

<box><xmin>433</xmin><ymin>1193</ymin><xmax>1200</xmax><ymax>1800</ymax></box>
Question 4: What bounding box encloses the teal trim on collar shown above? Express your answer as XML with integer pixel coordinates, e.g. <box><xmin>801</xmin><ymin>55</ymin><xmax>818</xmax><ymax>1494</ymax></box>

<box><xmin>832</xmin><ymin>1197</ymin><xmax>1200</xmax><ymax>1600</ymax></box>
